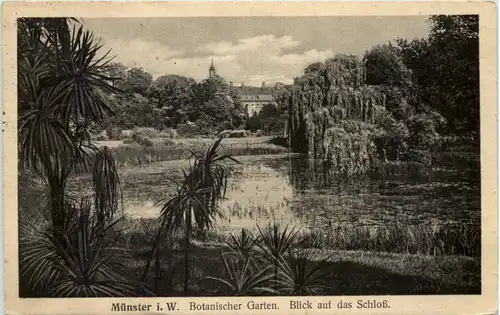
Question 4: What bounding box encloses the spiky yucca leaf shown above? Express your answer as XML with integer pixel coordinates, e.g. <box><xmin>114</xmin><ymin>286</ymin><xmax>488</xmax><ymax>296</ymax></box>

<box><xmin>158</xmin><ymin>137</ymin><xmax>238</xmax><ymax>234</ymax></box>
<box><xmin>18</xmin><ymin>18</ymin><xmax>119</xmax><ymax>178</ymax></box>
<box><xmin>18</xmin><ymin>110</ymin><xmax>76</xmax><ymax>176</ymax></box>
<box><xmin>186</xmin><ymin>137</ymin><xmax>240</xmax><ymax>221</ymax></box>
<box><xmin>155</xmin><ymin>137</ymin><xmax>238</xmax><ymax>295</ymax></box>
<box><xmin>205</xmin><ymin>252</ymin><xmax>276</xmax><ymax>296</ymax></box>
<box><xmin>274</xmin><ymin>248</ymin><xmax>334</xmax><ymax>296</ymax></box>
<box><xmin>257</xmin><ymin>223</ymin><xmax>301</xmax><ymax>261</ymax></box>
<box><xmin>224</xmin><ymin>228</ymin><xmax>261</xmax><ymax>258</ymax></box>
<box><xmin>93</xmin><ymin>146</ymin><xmax>122</xmax><ymax>221</ymax></box>
<box><xmin>20</xmin><ymin>199</ymin><xmax>137</xmax><ymax>297</ymax></box>
<box><xmin>156</xmin><ymin>167</ymin><xmax>215</xmax><ymax>233</ymax></box>
<box><xmin>49</xmin><ymin>24</ymin><xmax>118</xmax><ymax>125</ymax></box>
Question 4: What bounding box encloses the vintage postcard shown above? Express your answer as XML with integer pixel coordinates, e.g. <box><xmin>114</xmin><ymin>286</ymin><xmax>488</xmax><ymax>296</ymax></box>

<box><xmin>2</xmin><ymin>1</ymin><xmax>498</xmax><ymax>315</ymax></box>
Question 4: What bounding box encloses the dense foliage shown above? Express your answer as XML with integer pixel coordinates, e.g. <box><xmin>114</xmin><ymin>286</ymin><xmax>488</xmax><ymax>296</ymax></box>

<box><xmin>245</xmin><ymin>103</ymin><xmax>287</xmax><ymax>135</ymax></box>
<box><xmin>18</xmin><ymin>18</ymin><xmax>135</xmax><ymax>297</ymax></box>
<box><xmin>397</xmin><ymin>15</ymin><xmax>479</xmax><ymax>133</ymax></box>
<box><xmin>287</xmin><ymin>15</ymin><xmax>477</xmax><ymax>175</ymax></box>
<box><xmin>18</xmin><ymin>15</ymin><xmax>480</xmax><ymax>298</ymax></box>
<box><xmin>99</xmin><ymin>68</ymin><xmax>246</xmax><ymax>134</ymax></box>
<box><xmin>288</xmin><ymin>55</ymin><xmax>388</xmax><ymax>175</ymax></box>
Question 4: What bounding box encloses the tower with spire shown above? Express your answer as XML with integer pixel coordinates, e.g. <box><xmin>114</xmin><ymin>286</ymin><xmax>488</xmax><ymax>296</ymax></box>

<box><xmin>209</xmin><ymin>59</ymin><xmax>216</xmax><ymax>78</ymax></box>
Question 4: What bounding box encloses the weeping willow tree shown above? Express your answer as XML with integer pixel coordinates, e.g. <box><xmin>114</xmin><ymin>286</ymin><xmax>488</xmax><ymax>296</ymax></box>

<box><xmin>289</xmin><ymin>51</ymin><xmax>447</xmax><ymax>176</ymax></box>
<box><xmin>288</xmin><ymin>55</ymin><xmax>387</xmax><ymax>176</ymax></box>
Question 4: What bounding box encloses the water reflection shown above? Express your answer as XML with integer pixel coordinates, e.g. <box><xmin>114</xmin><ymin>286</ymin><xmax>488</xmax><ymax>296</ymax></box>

<box><xmin>218</xmin><ymin>164</ymin><xmax>300</xmax><ymax>232</ymax></box>
<box><xmin>225</xmin><ymin>154</ymin><xmax>480</xmax><ymax>231</ymax></box>
<box><xmin>125</xmin><ymin>154</ymin><xmax>480</xmax><ymax>233</ymax></box>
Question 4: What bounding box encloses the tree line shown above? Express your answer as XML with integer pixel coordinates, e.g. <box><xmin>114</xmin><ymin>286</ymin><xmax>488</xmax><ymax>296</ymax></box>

<box><xmin>368</xmin><ymin>15</ymin><xmax>479</xmax><ymax>135</ymax></box>
<box><xmin>287</xmin><ymin>15</ymin><xmax>479</xmax><ymax>174</ymax></box>
<box><xmin>99</xmin><ymin>65</ymin><xmax>287</xmax><ymax>136</ymax></box>
<box><xmin>100</xmin><ymin>15</ymin><xmax>478</xmax><ymax>142</ymax></box>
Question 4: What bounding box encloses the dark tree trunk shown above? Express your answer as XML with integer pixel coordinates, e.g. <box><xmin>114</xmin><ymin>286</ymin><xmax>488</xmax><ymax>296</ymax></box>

<box><xmin>141</xmin><ymin>225</ymin><xmax>164</xmax><ymax>283</ymax></box>
<box><xmin>47</xmin><ymin>172</ymin><xmax>70</xmax><ymax>257</ymax></box>
<box><xmin>183</xmin><ymin>208</ymin><xmax>192</xmax><ymax>295</ymax></box>
<box><xmin>48</xmin><ymin>174</ymin><xmax>67</xmax><ymax>233</ymax></box>
<box><xmin>154</xmin><ymin>252</ymin><xmax>161</xmax><ymax>294</ymax></box>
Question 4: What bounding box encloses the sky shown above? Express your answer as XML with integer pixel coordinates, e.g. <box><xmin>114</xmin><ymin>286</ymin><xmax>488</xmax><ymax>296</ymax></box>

<box><xmin>84</xmin><ymin>16</ymin><xmax>431</xmax><ymax>86</ymax></box>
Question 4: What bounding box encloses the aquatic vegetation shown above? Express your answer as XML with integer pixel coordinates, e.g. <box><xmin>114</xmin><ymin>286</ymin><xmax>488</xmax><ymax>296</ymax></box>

<box><xmin>63</xmin><ymin>153</ymin><xmax>480</xmax><ymax>258</ymax></box>
<box><xmin>303</xmin><ymin>223</ymin><xmax>480</xmax><ymax>257</ymax></box>
<box><xmin>110</xmin><ymin>140</ymin><xmax>289</xmax><ymax>168</ymax></box>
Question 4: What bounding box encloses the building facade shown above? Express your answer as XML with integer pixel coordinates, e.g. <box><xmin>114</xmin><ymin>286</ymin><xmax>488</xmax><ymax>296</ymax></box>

<box><xmin>235</xmin><ymin>82</ymin><xmax>277</xmax><ymax>117</ymax></box>
<box><xmin>208</xmin><ymin>62</ymin><xmax>284</xmax><ymax>117</ymax></box>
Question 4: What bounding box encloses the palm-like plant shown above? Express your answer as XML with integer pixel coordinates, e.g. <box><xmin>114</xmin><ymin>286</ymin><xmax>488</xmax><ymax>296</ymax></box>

<box><xmin>155</xmin><ymin>138</ymin><xmax>238</xmax><ymax>295</ymax></box>
<box><xmin>205</xmin><ymin>252</ymin><xmax>275</xmax><ymax>296</ymax></box>
<box><xmin>186</xmin><ymin>137</ymin><xmax>240</xmax><ymax>228</ymax></box>
<box><xmin>257</xmin><ymin>223</ymin><xmax>302</xmax><ymax>285</ymax></box>
<box><xmin>224</xmin><ymin>228</ymin><xmax>261</xmax><ymax>258</ymax></box>
<box><xmin>257</xmin><ymin>223</ymin><xmax>301</xmax><ymax>260</ymax></box>
<box><xmin>18</xmin><ymin>18</ymin><xmax>125</xmax><ymax>297</ymax></box>
<box><xmin>19</xmin><ymin>198</ymin><xmax>138</xmax><ymax>297</ymax></box>
<box><xmin>93</xmin><ymin>147</ymin><xmax>122</xmax><ymax>224</ymax></box>
<box><xmin>18</xmin><ymin>18</ymin><xmax>121</xmax><ymax>232</ymax></box>
<box><xmin>274</xmin><ymin>248</ymin><xmax>333</xmax><ymax>296</ymax></box>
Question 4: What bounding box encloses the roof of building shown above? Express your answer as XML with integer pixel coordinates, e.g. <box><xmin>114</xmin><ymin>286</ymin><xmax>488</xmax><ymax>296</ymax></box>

<box><xmin>208</xmin><ymin>61</ymin><xmax>292</xmax><ymax>100</ymax></box>
<box><xmin>240</xmin><ymin>94</ymin><xmax>274</xmax><ymax>101</ymax></box>
<box><xmin>230</xmin><ymin>85</ymin><xmax>291</xmax><ymax>99</ymax></box>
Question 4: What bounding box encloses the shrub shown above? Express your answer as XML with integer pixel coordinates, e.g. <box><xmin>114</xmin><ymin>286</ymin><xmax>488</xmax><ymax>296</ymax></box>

<box><xmin>177</xmin><ymin>122</ymin><xmax>202</xmax><ymax>137</ymax></box>
<box><xmin>274</xmin><ymin>248</ymin><xmax>332</xmax><ymax>295</ymax></box>
<box><xmin>224</xmin><ymin>228</ymin><xmax>261</xmax><ymax>258</ymax></box>
<box><xmin>135</xmin><ymin>127</ymin><xmax>161</xmax><ymax>138</ymax></box>
<box><xmin>123</xmin><ymin>138</ymin><xmax>135</xmax><ymax>144</ymax></box>
<box><xmin>205</xmin><ymin>253</ymin><xmax>275</xmax><ymax>296</ymax></box>
<box><xmin>405</xmin><ymin>148</ymin><xmax>432</xmax><ymax>166</ymax></box>
<box><xmin>245</xmin><ymin>116</ymin><xmax>262</xmax><ymax>132</ymax></box>
<box><xmin>268</xmin><ymin>136</ymin><xmax>288</xmax><ymax>147</ymax></box>
<box><xmin>106</xmin><ymin>126</ymin><xmax>122</xmax><ymax>140</ymax></box>
<box><xmin>132</xmin><ymin>133</ymin><xmax>154</xmax><ymax>147</ymax></box>
<box><xmin>19</xmin><ymin>200</ymin><xmax>139</xmax><ymax>297</ymax></box>
<box><xmin>160</xmin><ymin>128</ymin><xmax>177</xmax><ymax>139</ymax></box>
<box><xmin>162</xmin><ymin>138</ymin><xmax>176</xmax><ymax>146</ymax></box>
<box><xmin>407</xmin><ymin>112</ymin><xmax>444</xmax><ymax>149</ymax></box>
<box><xmin>140</xmin><ymin>137</ymin><xmax>154</xmax><ymax>147</ymax></box>
<box><xmin>94</xmin><ymin>133</ymin><xmax>108</xmax><ymax>141</ymax></box>
<box><xmin>219</xmin><ymin>130</ymin><xmax>249</xmax><ymax>138</ymax></box>
<box><xmin>120</xmin><ymin>129</ymin><xmax>135</xmax><ymax>139</ymax></box>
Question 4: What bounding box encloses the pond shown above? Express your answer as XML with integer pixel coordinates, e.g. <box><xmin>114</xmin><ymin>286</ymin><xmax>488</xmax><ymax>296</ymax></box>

<box><xmin>123</xmin><ymin>153</ymin><xmax>481</xmax><ymax>234</ymax></box>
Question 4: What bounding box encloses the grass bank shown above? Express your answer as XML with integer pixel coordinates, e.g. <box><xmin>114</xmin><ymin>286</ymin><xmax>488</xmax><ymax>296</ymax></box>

<box><xmin>18</xmin><ymin>213</ymin><xmax>481</xmax><ymax>297</ymax></box>
<box><xmin>130</xmin><ymin>247</ymin><xmax>480</xmax><ymax>296</ymax></box>
<box><xmin>122</xmin><ymin>221</ymin><xmax>480</xmax><ymax>296</ymax></box>
<box><xmin>104</xmin><ymin>137</ymin><xmax>289</xmax><ymax>168</ymax></box>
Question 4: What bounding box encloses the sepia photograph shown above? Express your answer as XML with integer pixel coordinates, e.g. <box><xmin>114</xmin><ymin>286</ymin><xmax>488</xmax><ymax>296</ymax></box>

<box><xmin>3</xmin><ymin>2</ymin><xmax>497</xmax><ymax>314</ymax></box>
